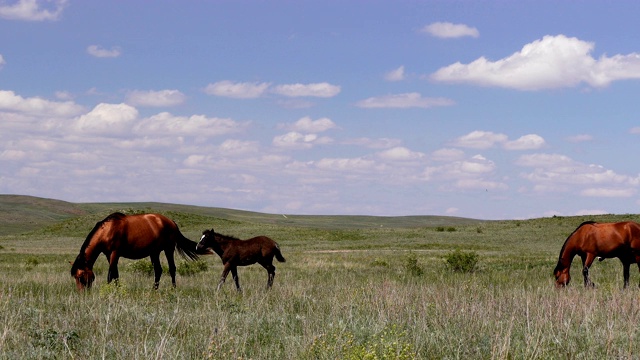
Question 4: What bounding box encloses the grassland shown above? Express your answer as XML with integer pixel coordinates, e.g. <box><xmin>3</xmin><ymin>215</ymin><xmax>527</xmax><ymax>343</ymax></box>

<box><xmin>1</xmin><ymin>195</ymin><xmax>640</xmax><ymax>359</ymax></box>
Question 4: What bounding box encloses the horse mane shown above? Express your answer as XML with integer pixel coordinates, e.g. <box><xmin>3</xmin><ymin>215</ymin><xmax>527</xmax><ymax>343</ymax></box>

<box><xmin>214</xmin><ymin>232</ymin><xmax>241</xmax><ymax>242</ymax></box>
<box><xmin>81</xmin><ymin>212</ymin><xmax>125</xmax><ymax>247</ymax></box>
<box><xmin>554</xmin><ymin>221</ymin><xmax>597</xmax><ymax>273</ymax></box>
<box><xmin>71</xmin><ymin>212</ymin><xmax>126</xmax><ymax>273</ymax></box>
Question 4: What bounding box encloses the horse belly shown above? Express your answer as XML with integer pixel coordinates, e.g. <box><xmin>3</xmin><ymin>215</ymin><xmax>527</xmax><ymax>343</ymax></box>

<box><xmin>119</xmin><ymin>242</ymin><xmax>162</xmax><ymax>260</ymax></box>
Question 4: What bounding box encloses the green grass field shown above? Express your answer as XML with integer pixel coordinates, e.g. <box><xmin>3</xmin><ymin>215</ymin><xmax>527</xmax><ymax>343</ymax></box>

<box><xmin>1</xmin><ymin>195</ymin><xmax>640</xmax><ymax>359</ymax></box>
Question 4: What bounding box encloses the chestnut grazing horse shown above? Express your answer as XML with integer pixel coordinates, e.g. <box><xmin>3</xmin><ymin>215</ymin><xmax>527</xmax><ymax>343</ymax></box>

<box><xmin>196</xmin><ymin>228</ymin><xmax>286</xmax><ymax>291</ymax></box>
<box><xmin>70</xmin><ymin>212</ymin><xmax>200</xmax><ymax>290</ymax></box>
<box><xmin>554</xmin><ymin>221</ymin><xmax>640</xmax><ymax>288</ymax></box>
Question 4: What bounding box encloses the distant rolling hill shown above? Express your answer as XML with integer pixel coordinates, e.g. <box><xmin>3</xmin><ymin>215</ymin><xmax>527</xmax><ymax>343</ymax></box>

<box><xmin>0</xmin><ymin>194</ymin><xmax>484</xmax><ymax>236</ymax></box>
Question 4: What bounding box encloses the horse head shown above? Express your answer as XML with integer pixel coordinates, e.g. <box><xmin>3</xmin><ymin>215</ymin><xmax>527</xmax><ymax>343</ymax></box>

<box><xmin>553</xmin><ymin>264</ymin><xmax>570</xmax><ymax>288</ymax></box>
<box><xmin>70</xmin><ymin>258</ymin><xmax>95</xmax><ymax>290</ymax></box>
<box><xmin>196</xmin><ymin>228</ymin><xmax>217</xmax><ymax>254</ymax></box>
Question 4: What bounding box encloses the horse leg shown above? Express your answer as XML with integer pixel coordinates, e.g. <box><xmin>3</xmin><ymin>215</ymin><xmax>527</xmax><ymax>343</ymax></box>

<box><xmin>107</xmin><ymin>252</ymin><xmax>120</xmax><ymax>284</ymax></box>
<box><xmin>262</xmin><ymin>261</ymin><xmax>276</xmax><ymax>289</ymax></box>
<box><xmin>150</xmin><ymin>253</ymin><xmax>163</xmax><ymax>290</ymax></box>
<box><xmin>582</xmin><ymin>253</ymin><xmax>596</xmax><ymax>288</ymax></box>
<box><xmin>217</xmin><ymin>263</ymin><xmax>232</xmax><ymax>291</ymax></box>
<box><xmin>622</xmin><ymin>262</ymin><xmax>631</xmax><ymax>289</ymax></box>
<box><xmin>165</xmin><ymin>250</ymin><xmax>177</xmax><ymax>288</ymax></box>
<box><xmin>231</xmin><ymin>267</ymin><xmax>241</xmax><ymax>292</ymax></box>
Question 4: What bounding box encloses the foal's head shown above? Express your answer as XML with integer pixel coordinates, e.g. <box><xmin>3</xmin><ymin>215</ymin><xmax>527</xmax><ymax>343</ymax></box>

<box><xmin>196</xmin><ymin>229</ymin><xmax>217</xmax><ymax>254</ymax></box>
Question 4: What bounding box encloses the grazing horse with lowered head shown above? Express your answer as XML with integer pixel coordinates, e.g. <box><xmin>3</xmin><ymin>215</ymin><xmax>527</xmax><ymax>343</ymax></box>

<box><xmin>196</xmin><ymin>228</ymin><xmax>286</xmax><ymax>291</ymax></box>
<box><xmin>70</xmin><ymin>212</ymin><xmax>200</xmax><ymax>290</ymax></box>
<box><xmin>554</xmin><ymin>221</ymin><xmax>640</xmax><ymax>288</ymax></box>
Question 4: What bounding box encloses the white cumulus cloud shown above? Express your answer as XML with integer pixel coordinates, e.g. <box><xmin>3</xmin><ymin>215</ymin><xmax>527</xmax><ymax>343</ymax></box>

<box><xmin>377</xmin><ymin>147</ymin><xmax>425</xmax><ymax>161</ymax></box>
<box><xmin>504</xmin><ymin>134</ymin><xmax>546</xmax><ymax>150</ymax></box>
<box><xmin>204</xmin><ymin>81</ymin><xmax>271</xmax><ymax>99</ymax></box>
<box><xmin>385</xmin><ymin>66</ymin><xmax>405</xmax><ymax>81</ymax></box>
<box><xmin>271</xmin><ymin>82</ymin><xmax>341</xmax><ymax>97</ymax></box>
<box><xmin>73</xmin><ymin>103</ymin><xmax>138</xmax><ymax>135</ymax></box>
<box><xmin>451</xmin><ymin>131</ymin><xmax>508</xmax><ymax>149</ymax></box>
<box><xmin>87</xmin><ymin>45</ymin><xmax>122</xmax><ymax>58</ymax></box>
<box><xmin>126</xmin><ymin>89</ymin><xmax>186</xmax><ymax>107</ymax></box>
<box><xmin>517</xmin><ymin>153</ymin><xmax>640</xmax><ymax>195</ymax></box>
<box><xmin>273</xmin><ymin>131</ymin><xmax>331</xmax><ymax>149</ymax></box>
<box><xmin>0</xmin><ymin>90</ymin><xmax>84</xmax><ymax>117</ymax></box>
<box><xmin>133</xmin><ymin>112</ymin><xmax>247</xmax><ymax>137</ymax></box>
<box><xmin>282</xmin><ymin>116</ymin><xmax>336</xmax><ymax>133</ymax></box>
<box><xmin>356</xmin><ymin>92</ymin><xmax>454</xmax><ymax>109</ymax></box>
<box><xmin>421</xmin><ymin>22</ymin><xmax>479</xmax><ymax>39</ymax></box>
<box><xmin>431</xmin><ymin>34</ymin><xmax>640</xmax><ymax>90</ymax></box>
<box><xmin>0</xmin><ymin>0</ymin><xmax>68</xmax><ymax>21</ymax></box>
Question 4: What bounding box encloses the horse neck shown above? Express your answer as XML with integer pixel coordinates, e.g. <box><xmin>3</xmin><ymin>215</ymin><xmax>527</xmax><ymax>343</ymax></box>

<box><xmin>213</xmin><ymin>233</ymin><xmax>236</xmax><ymax>255</ymax></box>
<box><xmin>78</xmin><ymin>240</ymin><xmax>103</xmax><ymax>269</ymax></box>
<box><xmin>555</xmin><ymin>238</ymin><xmax>576</xmax><ymax>271</ymax></box>
<box><xmin>76</xmin><ymin>221</ymin><xmax>110</xmax><ymax>269</ymax></box>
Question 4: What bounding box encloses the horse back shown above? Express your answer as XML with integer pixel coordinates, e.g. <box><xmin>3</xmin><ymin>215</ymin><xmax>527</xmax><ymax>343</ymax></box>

<box><xmin>220</xmin><ymin>235</ymin><xmax>279</xmax><ymax>264</ymax></box>
<box><xmin>576</xmin><ymin>221</ymin><xmax>640</xmax><ymax>255</ymax></box>
<box><xmin>102</xmin><ymin>213</ymin><xmax>178</xmax><ymax>256</ymax></box>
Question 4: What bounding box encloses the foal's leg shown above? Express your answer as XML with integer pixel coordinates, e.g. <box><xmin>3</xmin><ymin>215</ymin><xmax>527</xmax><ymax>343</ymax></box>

<box><xmin>165</xmin><ymin>249</ymin><xmax>177</xmax><ymax>288</ymax></box>
<box><xmin>231</xmin><ymin>267</ymin><xmax>241</xmax><ymax>292</ymax></box>
<box><xmin>217</xmin><ymin>263</ymin><xmax>232</xmax><ymax>290</ymax></box>
<box><xmin>150</xmin><ymin>253</ymin><xmax>163</xmax><ymax>290</ymax></box>
<box><xmin>261</xmin><ymin>262</ymin><xmax>276</xmax><ymax>288</ymax></box>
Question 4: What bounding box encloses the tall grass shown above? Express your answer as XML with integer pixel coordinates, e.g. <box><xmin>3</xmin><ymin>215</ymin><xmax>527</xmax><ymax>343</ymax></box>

<box><xmin>1</xmin><ymin>213</ymin><xmax>640</xmax><ymax>358</ymax></box>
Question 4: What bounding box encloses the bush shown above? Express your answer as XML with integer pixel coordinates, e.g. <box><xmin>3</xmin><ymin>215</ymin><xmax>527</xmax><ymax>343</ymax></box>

<box><xmin>445</xmin><ymin>249</ymin><xmax>479</xmax><ymax>273</ymax></box>
<box><xmin>370</xmin><ymin>258</ymin><xmax>390</xmax><ymax>267</ymax></box>
<box><xmin>305</xmin><ymin>324</ymin><xmax>415</xmax><ymax>359</ymax></box>
<box><xmin>129</xmin><ymin>259</ymin><xmax>207</xmax><ymax>277</ymax></box>
<box><xmin>404</xmin><ymin>253</ymin><xmax>423</xmax><ymax>276</ymax></box>
<box><xmin>177</xmin><ymin>260</ymin><xmax>208</xmax><ymax>276</ymax></box>
<box><xmin>25</xmin><ymin>257</ymin><xmax>40</xmax><ymax>270</ymax></box>
<box><xmin>129</xmin><ymin>260</ymin><xmax>165</xmax><ymax>276</ymax></box>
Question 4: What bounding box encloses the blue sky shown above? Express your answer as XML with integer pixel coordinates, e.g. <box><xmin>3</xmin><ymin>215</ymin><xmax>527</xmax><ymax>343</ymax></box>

<box><xmin>2</xmin><ymin>1</ymin><xmax>640</xmax><ymax>219</ymax></box>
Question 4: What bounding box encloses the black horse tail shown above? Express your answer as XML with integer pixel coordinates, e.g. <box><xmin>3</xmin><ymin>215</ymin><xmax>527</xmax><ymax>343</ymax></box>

<box><xmin>274</xmin><ymin>243</ymin><xmax>286</xmax><ymax>263</ymax></box>
<box><xmin>175</xmin><ymin>230</ymin><xmax>200</xmax><ymax>261</ymax></box>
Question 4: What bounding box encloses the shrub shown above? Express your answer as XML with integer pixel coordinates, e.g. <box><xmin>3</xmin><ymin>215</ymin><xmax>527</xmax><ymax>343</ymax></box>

<box><xmin>129</xmin><ymin>260</ymin><xmax>166</xmax><ymax>276</ymax></box>
<box><xmin>177</xmin><ymin>260</ymin><xmax>208</xmax><ymax>276</ymax></box>
<box><xmin>98</xmin><ymin>281</ymin><xmax>128</xmax><ymax>297</ymax></box>
<box><xmin>370</xmin><ymin>258</ymin><xmax>390</xmax><ymax>267</ymax></box>
<box><xmin>445</xmin><ymin>249</ymin><xmax>479</xmax><ymax>273</ymax></box>
<box><xmin>305</xmin><ymin>325</ymin><xmax>415</xmax><ymax>360</ymax></box>
<box><xmin>25</xmin><ymin>257</ymin><xmax>40</xmax><ymax>270</ymax></box>
<box><xmin>129</xmin><ymin>259</ymin><xmax>207</xmax><ymax>277</ymax></box>
<box><xmin>404</xmin><ymin>253</ymin><xmax>423</xmax><ymax>276</ymax></box>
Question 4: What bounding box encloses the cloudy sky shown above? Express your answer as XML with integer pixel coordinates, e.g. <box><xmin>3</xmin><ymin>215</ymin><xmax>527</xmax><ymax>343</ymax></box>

<box><xmin>2</xmin><ymin>1</ymin><xmax>640</xmax><ymax>220</ymax></box>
